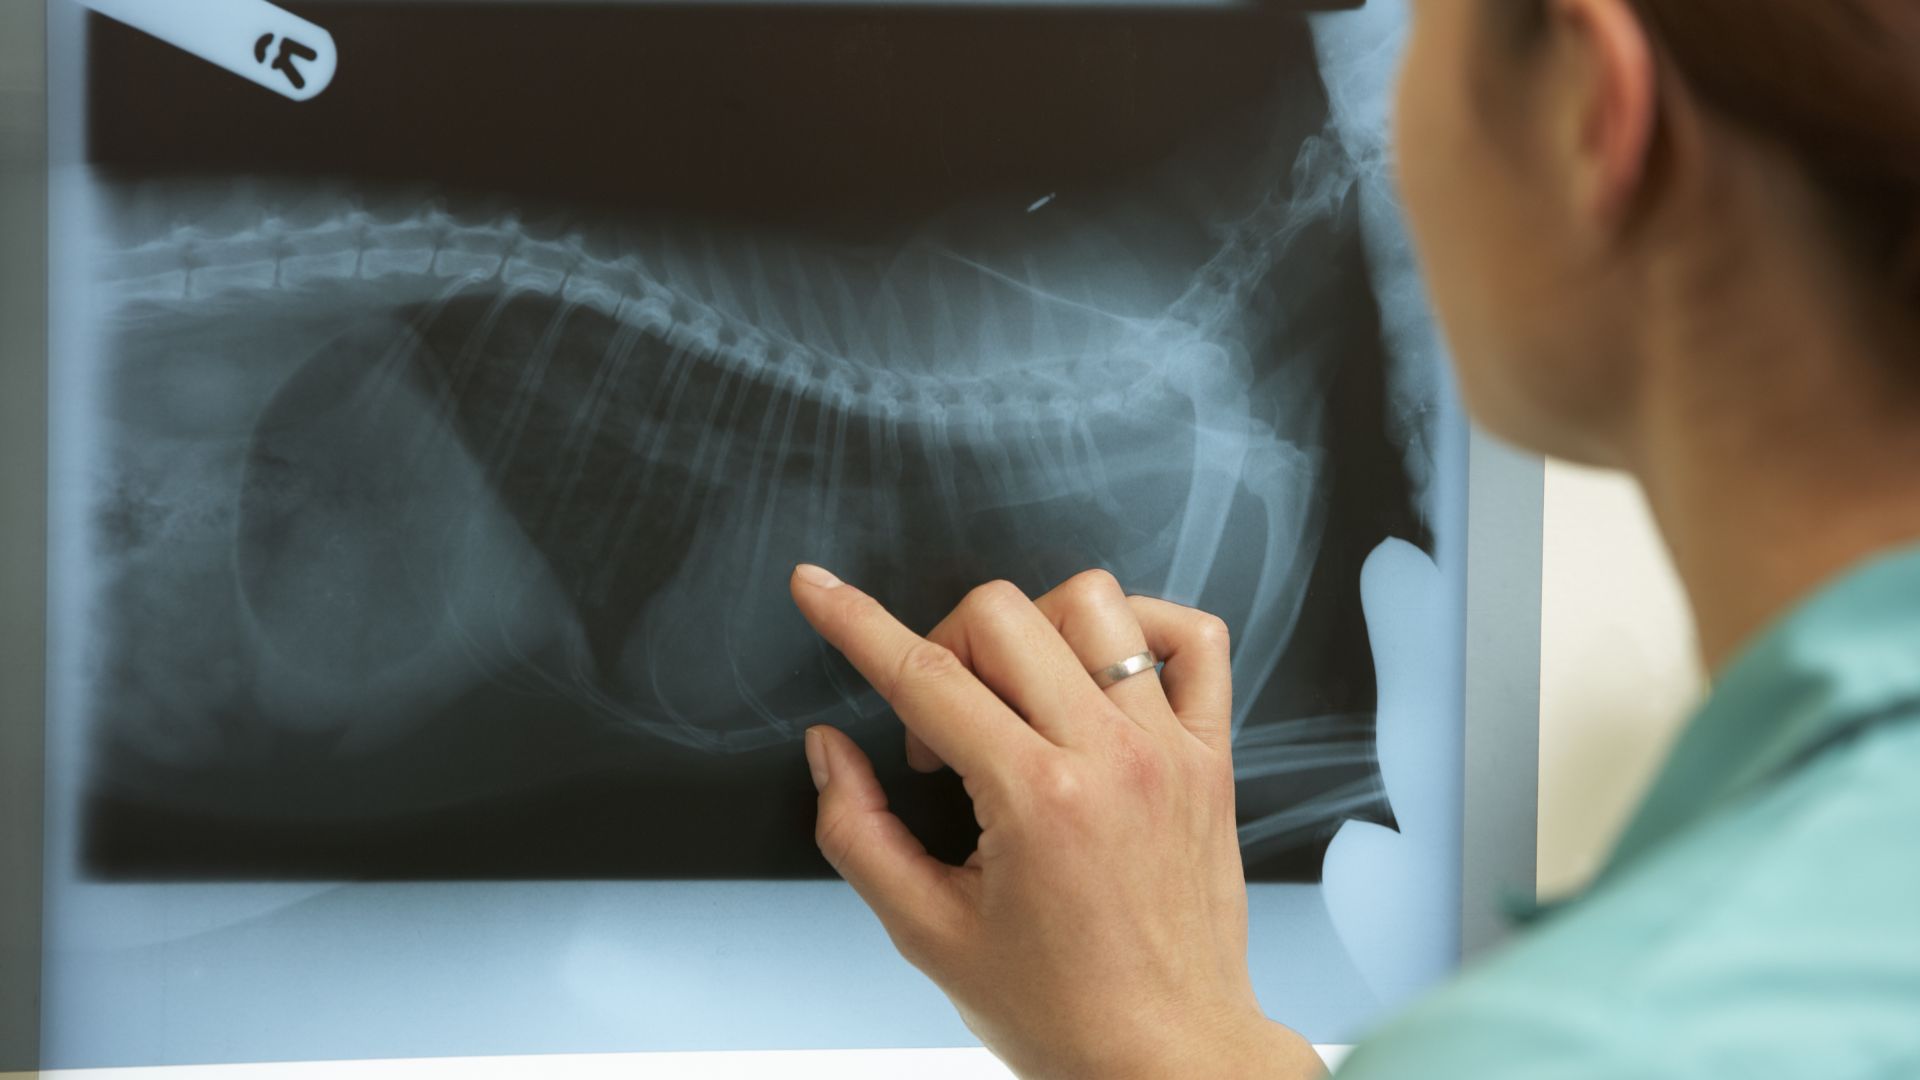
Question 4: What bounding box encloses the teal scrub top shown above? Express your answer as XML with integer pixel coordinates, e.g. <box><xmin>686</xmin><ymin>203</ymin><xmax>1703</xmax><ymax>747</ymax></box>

<box><xmin>1337</xmin><ymin>542</ymin><xmax>1920</xmax><ymax>1078</ymax></box>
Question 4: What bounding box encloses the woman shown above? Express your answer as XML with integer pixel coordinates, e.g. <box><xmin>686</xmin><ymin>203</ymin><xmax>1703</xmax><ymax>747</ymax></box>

<box><xmin>786</xmin><ymin>0</ymin><xmax>1920</xmax><ymax>1075</ymax></box>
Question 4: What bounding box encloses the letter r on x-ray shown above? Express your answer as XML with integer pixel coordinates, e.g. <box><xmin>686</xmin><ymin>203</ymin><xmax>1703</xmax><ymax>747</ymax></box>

<box><xmin>255</xmin><ymin>33</ymin><xmax>318</xmax><ymax>91</ymax></box>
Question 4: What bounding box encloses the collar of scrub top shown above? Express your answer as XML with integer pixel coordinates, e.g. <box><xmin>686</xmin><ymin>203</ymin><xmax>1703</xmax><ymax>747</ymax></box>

<box><xmin>1506</xmin><ymin>537</ymin><xmax>1920</xmax><ymax>929</ymax></box>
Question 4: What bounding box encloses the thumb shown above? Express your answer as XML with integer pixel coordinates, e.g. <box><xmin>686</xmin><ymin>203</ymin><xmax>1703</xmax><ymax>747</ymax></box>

<box><xmin>806</xmin><ymin>725</ymin><xmax>964</xmax><ymax>960</ymax></box>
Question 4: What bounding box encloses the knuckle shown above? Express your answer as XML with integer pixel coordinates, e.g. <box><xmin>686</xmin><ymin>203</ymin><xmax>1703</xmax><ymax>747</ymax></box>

<box><xmin>962</xmin><ymin>578</ymin><xmax>1025</xmax><ymax>617</ymax></box>
<box><xmin>1030</xmin><ymin>755</ymin><xmax>1087</xmax><ymax>812</ymax></box>
<box><xmin>1063</xmin><ymin>567</ymin><xmax>1122</xmax><ymax>601</ymax></box>
<box><xmin>892</xmin><ymin>639</ymin><xmax>962</xmax><ymax>694</ymax></box>
<box><xmin>1191</xmin><ymin>610</ymin><xmax>1232</xmax><ymax>649</ymax></box>
<box><xmin>814</xmin><ymin>806</ymin><xmax>861</xmax><ymax>866</ymax></box>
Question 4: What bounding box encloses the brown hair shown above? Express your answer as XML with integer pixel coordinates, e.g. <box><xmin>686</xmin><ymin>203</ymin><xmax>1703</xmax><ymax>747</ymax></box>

<box><xmin>1509</xmin><ymin>0</ymin><xmax>1920</xmax><ymax>303</ymax></box>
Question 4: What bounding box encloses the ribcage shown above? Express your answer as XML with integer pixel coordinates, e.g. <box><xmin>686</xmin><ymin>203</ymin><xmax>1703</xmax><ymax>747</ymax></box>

<box><xmin>209</xmin><ymin>226</ymin><xmax>1324</xmax><ymax>757</ymax></box>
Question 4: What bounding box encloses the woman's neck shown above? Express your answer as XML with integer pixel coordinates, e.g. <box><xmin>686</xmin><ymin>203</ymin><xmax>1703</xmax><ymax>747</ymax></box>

<box><xmin>1625</xmin><ymin>229</ymin><xmax>1920</xmax><ymax>675</ymax></box>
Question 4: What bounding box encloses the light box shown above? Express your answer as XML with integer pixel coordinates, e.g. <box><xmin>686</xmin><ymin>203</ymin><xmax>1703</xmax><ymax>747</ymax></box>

<box><xmin>0</xmin><ymin>0</ymin><xmax>1541</xmax><ymax>1071</ymax></box>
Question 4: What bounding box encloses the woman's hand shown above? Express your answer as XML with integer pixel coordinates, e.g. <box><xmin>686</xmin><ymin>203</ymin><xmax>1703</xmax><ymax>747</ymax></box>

<box><xmin>788</xmin><ymin>565</ymin><xmax>1325</xmax><ymax>1080</ymax></box>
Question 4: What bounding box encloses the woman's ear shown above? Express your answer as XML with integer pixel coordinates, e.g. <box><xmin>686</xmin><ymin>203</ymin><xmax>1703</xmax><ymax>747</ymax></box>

<box><xmin>1546</xmin><ymin>0</ymin><xmax>1659</xmax><ymax>229</ymax></box>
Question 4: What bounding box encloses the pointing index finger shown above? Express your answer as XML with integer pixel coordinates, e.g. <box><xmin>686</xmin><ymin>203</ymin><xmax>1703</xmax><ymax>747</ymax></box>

<box><xmin>790</xmin><ymin>565</ymin><xmax>1044</xmax><ymax>778</ymax></box>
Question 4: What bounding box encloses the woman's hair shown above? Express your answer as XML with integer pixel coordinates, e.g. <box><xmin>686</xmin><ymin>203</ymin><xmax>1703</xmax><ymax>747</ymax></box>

<box><xmin>1507</xmin><ymin>1</ymin><xmax>1920</xmax><ymax>306</ymax></box>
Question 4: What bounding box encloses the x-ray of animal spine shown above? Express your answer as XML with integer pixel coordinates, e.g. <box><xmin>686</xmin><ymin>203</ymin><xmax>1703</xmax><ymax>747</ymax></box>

<box><xmin>70</xmin><ymin>3</ymin><xmax>1455</xmax><ymax>882</ymax></box>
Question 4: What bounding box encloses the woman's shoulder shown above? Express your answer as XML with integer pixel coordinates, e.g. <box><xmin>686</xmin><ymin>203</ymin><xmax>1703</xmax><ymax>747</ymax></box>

<box><xmin>1337</xmin><ymin>709</ymin><xmax>1920</xmax><ymax>1079</ymax></box>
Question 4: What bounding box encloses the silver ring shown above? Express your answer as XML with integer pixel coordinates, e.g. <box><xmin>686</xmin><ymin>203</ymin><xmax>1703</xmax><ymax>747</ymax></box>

<box><xmin>1091</xmin><ymin>650</ymin><xmax>1157</xmax><ymax>690</ymax></box>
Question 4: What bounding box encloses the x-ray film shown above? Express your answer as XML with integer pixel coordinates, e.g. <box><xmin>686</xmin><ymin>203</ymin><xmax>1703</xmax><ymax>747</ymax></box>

<box><xmin>41</xmin><ymin>0</ymin><xmax>1471</xmax><ymax>1065</ymax></box>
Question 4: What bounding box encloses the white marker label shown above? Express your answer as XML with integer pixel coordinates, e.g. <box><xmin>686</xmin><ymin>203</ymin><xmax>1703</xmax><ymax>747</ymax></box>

<box><xmin>82</xmin><ymin>0</ymin><xmax>338</xmax><ymax>102</ymax></box>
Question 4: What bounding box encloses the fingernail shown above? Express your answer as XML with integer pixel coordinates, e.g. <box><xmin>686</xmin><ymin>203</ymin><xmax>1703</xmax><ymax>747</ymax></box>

<box><xmin>805</xmin><ymin>728</ymin><xmax>831</xmax><ymax>792</ymax></box>
<box><xmin>795</xmin><ymin>563</ymin><xmax>843</xmax><ymax>590</ymax></box>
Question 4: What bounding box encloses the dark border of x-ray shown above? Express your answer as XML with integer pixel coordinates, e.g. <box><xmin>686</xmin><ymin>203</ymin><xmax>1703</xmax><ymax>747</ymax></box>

<box><xmin>0</xmin><ymin>0</ymin><xmax>1543</xmax><ymax>1067</ymax></box>
<box><xmin>0</xmin><ymin>0</ymin><xmax>48</xmax><ymax>1070</ymax></box>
